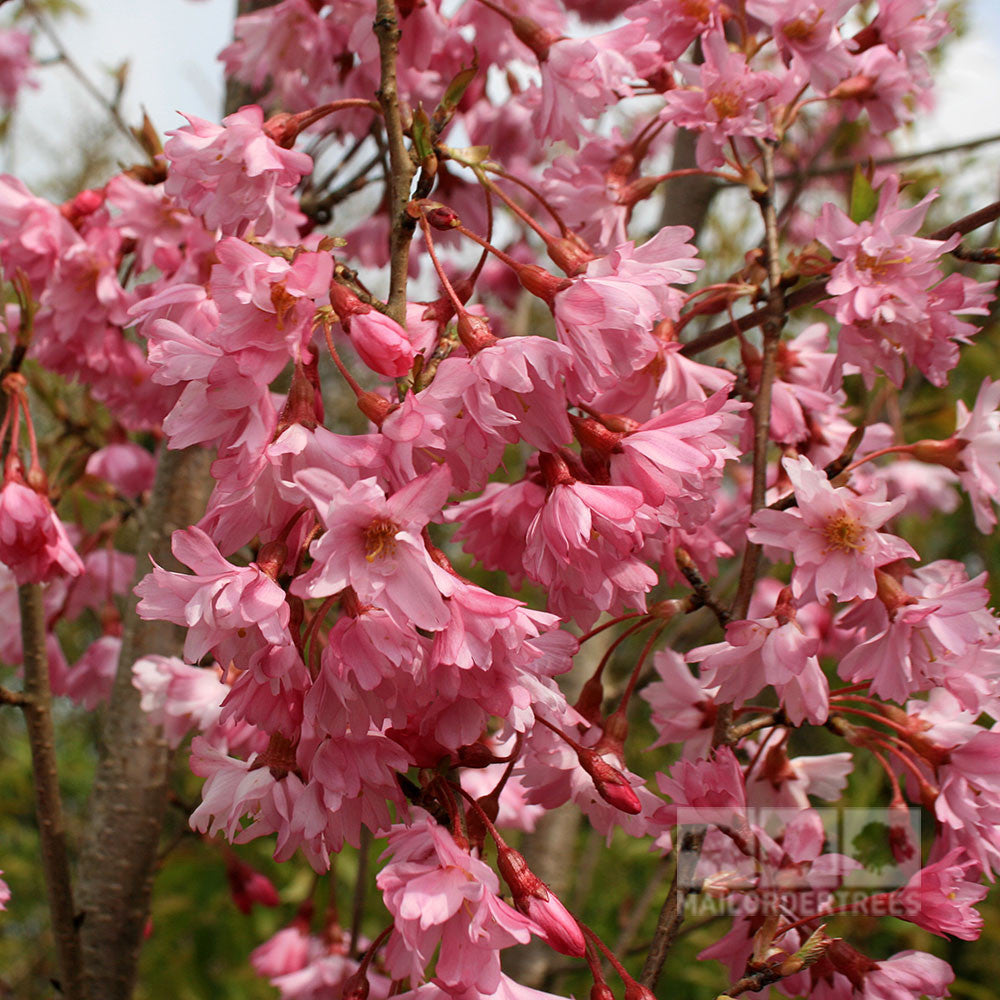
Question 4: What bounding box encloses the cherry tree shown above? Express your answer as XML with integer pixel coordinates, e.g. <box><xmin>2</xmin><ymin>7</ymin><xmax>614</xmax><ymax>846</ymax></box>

<box><xmin>1</xmin><ymin>0</ymin><xmax>1000</xmax><ymax>998</ymax></box>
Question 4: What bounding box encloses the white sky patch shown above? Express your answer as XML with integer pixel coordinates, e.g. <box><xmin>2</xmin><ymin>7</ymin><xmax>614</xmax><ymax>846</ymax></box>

<box><xmin>4</xmin><ymin>0</ymin><xmax>1000</xmax><ymax>191</ymax></box>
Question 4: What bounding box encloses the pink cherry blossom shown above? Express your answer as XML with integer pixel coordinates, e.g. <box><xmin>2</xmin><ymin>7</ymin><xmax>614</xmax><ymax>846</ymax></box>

<box><xmin>163</xmin><ymin>105</ymin><xmax>312</xmax><ymax>236</ymax></box>
<box><xmin>523</xmin><ymin>454</ymin><xmax>658</xmax><ymax>626</ymax></box>
<box><xmin>85</xmin><ymin>443</ymin><xmax>156</xmax><ymax>497</ymax></box>
<box><xmin>894</xmin><ymin>849</ymin><xmax>987</xmax><ymax>940</ymax></box>
<box><xmin>135</xmin><ymin>525</ymin><xmax>292</xmax><ymax>665</ymax></box>
<box><xmin>552</xmin><ymin>226</ymin><xmax>703</xmax><ymax>397</ymax></box>
<box><xmin>661</xmin><ymin>29</ymin><xmax>780</xmax><ymax>169</ymax></box>
<box><xmin>748</xmin><ymin>455</ymin><xmax>916</xmax><ymax>602</ymax></box>
<box><xmin>0</xmin><ymin>476</ymin><xmax>84</xmax><ymax>585</ymax></box>
<box><xmin>291</xmin><ymin>466</ymin><xmax>453</xmax><ymax>630</ymax></box>
<box><xmin>377</xmin><ymin>809</ymin><xmax>534</xmax><ymax>992</ymax></box>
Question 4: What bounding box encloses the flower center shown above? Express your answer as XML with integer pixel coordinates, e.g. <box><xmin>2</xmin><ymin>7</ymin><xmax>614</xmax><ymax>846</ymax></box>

<box><xmin>363</xmin><ymin>516</ymin><xmax>399</xmax><ymax>561</ymax></box>
<box><xmin>710</xmin><ymin>88</ymin><xmax>742</xmax><ymax>119</ymax></box>
<box><xmin>783</xmin><ymin>10</ymin><xmax>823</xmax><ymax>42</ymax></box>
<box><xmin>855</xmin><ymin>250</ymin><xmax>912</xmax><ymax>278</ymax></box>
<box><xmin>823</xmin><ymin>512</ymin><xmax>866</xmax><ymax>553</ymax></box>
<box><xmin>678</xmin><ymin>0</ymin><xmax>711</xmax><ymax>21</ymax></box>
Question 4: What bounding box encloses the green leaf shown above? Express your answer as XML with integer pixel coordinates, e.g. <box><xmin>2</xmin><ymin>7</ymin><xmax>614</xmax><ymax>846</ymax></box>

<box><xmin>849</xmin><ymin>167</ymin><xmax>878</xmax><ymax>223</ymax></box>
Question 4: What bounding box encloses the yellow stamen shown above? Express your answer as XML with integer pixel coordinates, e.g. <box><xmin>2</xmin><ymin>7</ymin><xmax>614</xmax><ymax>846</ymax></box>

<box><xmin>363</xmin><ymin>516</ymin><xmax>399</xmax><ymax>561</ymax></box>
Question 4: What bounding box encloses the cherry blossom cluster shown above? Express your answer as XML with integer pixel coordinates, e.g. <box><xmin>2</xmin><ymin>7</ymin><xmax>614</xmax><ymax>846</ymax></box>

<box><xmin>1</xmin><ymin>0</ymin><xmax>999</xmax><ymax>998</ymax></box>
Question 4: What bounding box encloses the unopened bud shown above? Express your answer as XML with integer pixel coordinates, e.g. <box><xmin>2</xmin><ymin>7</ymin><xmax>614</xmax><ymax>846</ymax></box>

<box><xmin>341</xmin><ymin>969</ymin><xmax>370</xmax><ymax>1000</ymax></box>
<box><xmin>496</xmin><ymin>845</ymin><xmax>586</xmax><ymax>956</ymax></box>
<box><xmin>256</xmin><ymin>540</ymin><xmax>288</xmax><ymax>580</ymax></box>
<box><xmin>777</xmin><ymin>927</ymin><xmax>831</xmax><ymax>977</ymax></box>
<box><xmin>577</xmin><ymin>749</ymin><xmax>641</xmax><ymax>814</ymax></box>
<box><xmin>60</xmin><ymin>187</ymin><xmax>105</xmax><ymax>226</ymax></box>
<box><xmin>426</xmin><ymin>206</ymin><xmax>461</xmax><ymax>230</ymax></box>
<box><xmin>591</xmin><ymin>984</ymin><xmax>616</xmax><ymax>1000</ymax></box>
<box><xmin>623</xmin><ymin>982</ymin><xmax>656</xmax><ymax>1000</ymax></box>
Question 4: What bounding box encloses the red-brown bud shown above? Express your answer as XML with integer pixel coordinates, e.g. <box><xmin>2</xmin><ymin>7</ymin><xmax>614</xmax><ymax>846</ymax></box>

<box><xmin>576</xmin><ymin>748</ymin><xmax>641</xmax><ymax>814</ymax></box>
<box><xmin>496</xmin><ymin>845</ymin><xmax>586</xmax><ymax>956</ymax></box>
<box><xmin>623</xmin><ymin>981</ymin><xmax>656</xmax><ymax>1000</ymax></box>
<box><xmin>256</xmin><ymin>540</ymin><xmax>288</xmax><ymax>580</ymax></box>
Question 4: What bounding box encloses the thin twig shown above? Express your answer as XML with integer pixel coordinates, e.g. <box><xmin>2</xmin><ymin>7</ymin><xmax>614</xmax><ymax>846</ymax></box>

<box><xmin>731</xmin><ymin>144</ymin><xmax>785</xmax><ymax>626</ymax></box>
<box><xmin>350</xmin><ymin>828</ymin><xmax>372</xmax><ymax>957</ymax></box>
<box><xmin>18</xmin><ymin>583</ymin><xmax>82</xmax><ymax>1000</ymax></box>
<box><xmin>373</xmin><ymin>0</ymin><xmax>415</xmax><ymax>325</ymax></box>
<box><xmin>0</xmin><ymin>685</ymin><xmax>28</xmax><ymax>706</ymax></box>
<box><xmin>639</xmin><ymin>829</ymin><xmax>704</xmax><ymax>989</ymax></box>
<box><xmin>680</xmin><ymin>198</ymin><xmax>1000</xmax><ymax>357</ymax></box>
<box><xmin>24</xmin><ymin>0</ymin><xmax>145</xmax><ymax>155</ymax></box>
<box><xmin>776</xmin><ymin>130</ymin><xmax>1000</xmax><ymax>183</ymax></box>
<box><xmin>729</xmin><ymin>708</ymin><xmax>787</xmax><ymax>742</ymax></box>
<box><xmin>675</xmin><ymin>547</ymin><xmax>731</xmax><ymax>628</ymax></box>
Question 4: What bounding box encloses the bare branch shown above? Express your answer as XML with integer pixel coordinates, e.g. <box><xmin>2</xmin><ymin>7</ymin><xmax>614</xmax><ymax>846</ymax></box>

<box><xmin>681</xmin><ymin>199</ymin><xmax>1000</xmax><ymax>358</ymax></box>
<box><xmin>374</xmin><ymin>0</ymin><xmax>415</xmax><ymax>324</ymax></box>
<box><xmin>18</xmin><ymin>582</ymin><xmax>82</xmax><ymax>1000</ymax></box>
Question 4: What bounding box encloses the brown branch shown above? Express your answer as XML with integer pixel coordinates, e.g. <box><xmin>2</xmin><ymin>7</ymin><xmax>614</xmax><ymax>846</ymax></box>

<box><xmin>18</xmin><ymin>582</ymin><xmax>83</xmax><ymax>1000</ymax></box>
<box><xmin>681</xmin><ymin>198</ymin><xmax>1000</xmax><ymax>358</ymax></box>
<box><xmin>731</xmin><ymin>144</ymin><xmax>785</xmax><ymax>624</ymax></box>
<box><xmin>675</xmin><ymin>547</ymin><xmax>731</xmax><ymax>627</ymax></box>
<box><xmin>729</xmin><ymin>708</ymin><xmax>787</xmax><ymax>742</ymax></box>
<box><xmin>374</xmin><ymin>0</ymin><xmax>415</xmax><ymax>325</ymax></box>
<box><xmin>639</xmin><ymin>828</ymin><xmax>704</xmax><ymax>989</ymax></box>
<box><xmin>0</xmin><ymin>684</ymin><xmax>28</xmax><ymax>706</ymax></box>
<box><xmin>776</xmin><ymin>130</ymin><xmax>1000</xmax><ymax>183</ymax></box>
<box><xmin>75</xmin><ymin>445</ymin><xmax>213</xmax><ymax>1000</ymax></box>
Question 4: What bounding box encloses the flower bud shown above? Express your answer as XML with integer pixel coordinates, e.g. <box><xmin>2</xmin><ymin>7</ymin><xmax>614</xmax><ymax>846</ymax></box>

<box><xmin>576</xmin><ymin>749</ymin><xmax>641</xmax><ymax>814</ymax></box>
<box><xmin>256</xmin><ymin>540</ymin><xmax>288</xmax><ymax>580</ymax></box>
<box><xmin>496</xmin><ymin>845</ymin><xmax>586</xmax><ymax>956</ymax></box>
<box><xmin>225</xmin><ymin>855</ymin><xmax>281</xmax><ymax>914</ymax></box>
<box><xmin>341</xmin><ymin>969</ymin><xmax>370</xmax><ymax>1000</ymax></box>
<box><xmin>623</xmin><ymin>981</ymin><xmax>656</xmax><ymax>1000</ymax></box>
